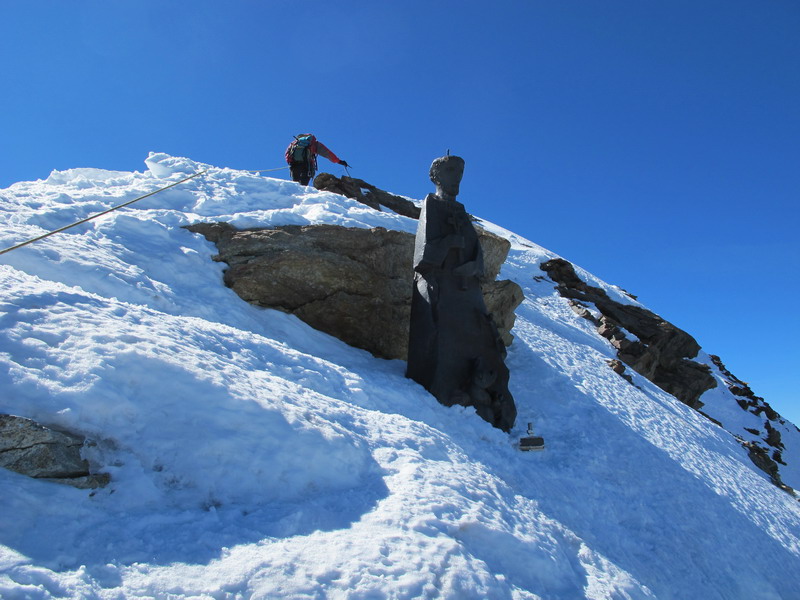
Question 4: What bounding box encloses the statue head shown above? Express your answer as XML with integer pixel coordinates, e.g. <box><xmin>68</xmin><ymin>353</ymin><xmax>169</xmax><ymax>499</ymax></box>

<box><xmin>429</xmin><ymin>155</ymin><xmax>465</xmax><ymax>200</ymax></box>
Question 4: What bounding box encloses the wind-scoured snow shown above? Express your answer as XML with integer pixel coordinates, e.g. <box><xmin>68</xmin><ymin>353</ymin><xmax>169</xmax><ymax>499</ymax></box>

<box><xmin>1</xmin><ymin>153</ymin><xmax>798</xmax><ymax>599</ymax></box>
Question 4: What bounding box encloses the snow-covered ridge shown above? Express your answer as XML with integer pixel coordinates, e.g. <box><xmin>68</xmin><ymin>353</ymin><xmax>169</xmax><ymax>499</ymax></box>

<box><xmin>1</xmin><ymin>153</ymin><xmax>798</xmax><ymax>599</ymax></box>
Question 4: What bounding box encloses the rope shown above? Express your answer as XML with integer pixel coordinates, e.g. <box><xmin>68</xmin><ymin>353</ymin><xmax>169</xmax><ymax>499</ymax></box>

<box><xmin>0</xmin><ymin>169</ymin><xmax>209</xmax><ymax>257</ymax></box>
<box><xmin>0</xmin><ymin>161</ymin><xmax>332</xmax><ymax>257</ymax></box>
<box><xmin>246</xmin><ymin>166</ymin><xmax>289</xmax><ymax>173</ymax></box>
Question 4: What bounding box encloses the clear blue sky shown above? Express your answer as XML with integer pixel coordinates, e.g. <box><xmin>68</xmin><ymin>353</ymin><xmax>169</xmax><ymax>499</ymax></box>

<box><xmin>2</xmin><ymin>1</ymin><xmax>798</xmax><ymax>423</ymax></box>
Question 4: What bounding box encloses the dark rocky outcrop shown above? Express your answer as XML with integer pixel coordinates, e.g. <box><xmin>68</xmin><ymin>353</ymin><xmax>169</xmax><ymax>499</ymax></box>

<box><xmin>709</xmin><ymin>355</ymin><xmax>794</xmax><ymax>492</ymax></box>
<box><xmin>606</xmin><ymin>359</ymin><xmax>636</xmax><ymax>387</ymax></box>
<box><xmin>314</xmin><ymin>173</ymin><xmax>421</xmax><ymax>219</ymax></box>
<box><xmin>186</xmin><ymin>222</ymin><xmax>523</xmax><ymax>362</ymax></box>
<box><xmin>742</xmin><ymin>441</ymin><xmax>794</xmax><ymax>495</ymax></box>
<box><xmin>710</xmin><ymin>355</ymin><xmax>783</xmax><ymax>425</ymax></box>
<box><xmin>542</xmin><ymin>258</ymin><xmax>716</xmax><ymax>409</ymax></box>
<box><xmin>542</xmin><ymin>259</ymin><xmax>795</xmax><ymax>495</ymax></box>
<box><xmin>0</xmin><ymin>414</ymin><xmax>109</xmax><ymax>489</ymax></box>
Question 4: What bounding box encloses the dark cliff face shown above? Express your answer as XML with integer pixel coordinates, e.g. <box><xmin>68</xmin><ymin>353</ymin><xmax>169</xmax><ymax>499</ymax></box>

<box><xmin>540</xmin><ymin>257</ymin><xmax>796</xmax><ymax>495</ymax></box>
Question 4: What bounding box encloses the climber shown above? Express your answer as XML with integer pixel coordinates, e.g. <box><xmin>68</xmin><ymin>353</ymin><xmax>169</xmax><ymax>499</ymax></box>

<box><xmin>285</xmin><ymin>134</ymin><xmax>349</xmax><ymax>186</ymax></box>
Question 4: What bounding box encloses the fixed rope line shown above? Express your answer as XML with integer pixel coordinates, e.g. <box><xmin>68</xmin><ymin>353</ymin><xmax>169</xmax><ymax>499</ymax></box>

<box><xmin>246</xmin><ymin>166</ymin><xmax>289</xmax><ymax>173</ymax></box>
<box><xmin>0</xmin><ymin>162</ymin><xmax>329</xmax><ymax>257</ymax></box>
<box><xmin>0</xmin><ymin>169</ymin><xmax>209</xmax><ymax>257</ymax></box>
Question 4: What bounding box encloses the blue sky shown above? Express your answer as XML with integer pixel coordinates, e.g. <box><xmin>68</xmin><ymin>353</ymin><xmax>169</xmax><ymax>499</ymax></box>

<box><xmin>2</xmin><ymin>1</ymin><xmax>798</xmax><ymax>423</ymax></box>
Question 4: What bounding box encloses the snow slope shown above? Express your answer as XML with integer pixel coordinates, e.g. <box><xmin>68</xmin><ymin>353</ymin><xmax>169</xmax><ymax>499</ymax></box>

<box><xmin>1</xmin><ymin>153</ymin><xmax>798</xmax><ymax>599</ymax></box>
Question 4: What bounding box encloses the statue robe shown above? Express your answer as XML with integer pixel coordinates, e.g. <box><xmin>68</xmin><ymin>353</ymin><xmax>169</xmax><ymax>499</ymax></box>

<box><xmin>406</xmin><ymin>193</ymin><xmax>516</xmax><ymax>431</ymax></box>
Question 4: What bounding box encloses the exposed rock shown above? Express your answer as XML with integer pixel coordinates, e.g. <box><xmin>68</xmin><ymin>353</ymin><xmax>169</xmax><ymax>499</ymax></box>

<box><xmin>765</xmin><ymin>420</ymin><xmax>784</xmax><ymax>450</ymax></box>
<box><xmin>540</xmin><ymin>259</ymin><xmax>795</xmax><ymax>495</ymax></box>
<box><xmin>314</xmin><ymin>173</ymin><xmax>421</xmax><ymax>219</ymax></box>
<box><xmin>606</xmin><ymin>358</ymin><xmax>636</xmax><ymax>385</ymax></box>
<box><xmin>190</xmin><ymin>223</ymin><xmax>413</xmax><ymax>360</ymax></box>
<box><xmin>710</xmin><ymin>355</ymin><xmax>783</xmax><ymax>423</ymax></box>
<box><xmin>742</xmin><ymin>441</ymin><xmax>794</xmax><ymax>495</ymax></box>
<box><xmin>607</xmin><ymin>359</ymin><xmax>627</xmax><ymax>376</ymax></box>
<box><xmin>483</xmin><ymin>280</ymin><xmax>525</xmax><ymax>346</ymax></box>
<box><xmin>0</xmin><ymin>414</ymin><xmax>109</xmax><ymax>489</ymax></box>
<box><xmin>476</xmin><ymin>230</ymin><xmax>513</xmax><ymax>283</ymax></box>
<box><xmin>541</xmin><ymin>258</ymin><xmax>716</xmax><ymax>409</ymax></box>
<box><xmin>186</xmin><ymin>223</ymin><xmax>523</xmax><ymax>362</ymax></box>
<box><xmin>708</xmin><ymin>354</ymin><xmax>794</xmax><ymax>491</ymax></box>
<box><xmin>567</xmin><ymin>300</ymin><xmax>599</xmax><ymax>323</ymax></box>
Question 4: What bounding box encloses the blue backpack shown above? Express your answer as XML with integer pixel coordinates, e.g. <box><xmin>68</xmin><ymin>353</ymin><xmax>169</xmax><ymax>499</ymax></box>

<box><xmin>289</xmin><ymin>134</ymin><xmax>315</xmax><ymax>163</ymax></box>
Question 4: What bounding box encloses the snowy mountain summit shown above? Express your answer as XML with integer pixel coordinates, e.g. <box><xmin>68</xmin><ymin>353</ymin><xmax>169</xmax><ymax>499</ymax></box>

<box><xmin>1</xmin><ymin>153</ymin><xmax>799</xmax><ymax>599</ymax></box>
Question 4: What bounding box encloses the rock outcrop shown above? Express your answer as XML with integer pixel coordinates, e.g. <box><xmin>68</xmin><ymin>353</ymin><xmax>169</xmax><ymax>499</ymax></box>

<box><xmin>0</xmin><ymin>414</ymin><xmax>109</xmax><ymax>489</ymax></box>
<box><xmin>313</xmin><ymin>173</ymin><xmax>421</xmax><ymax>219</ymax></box>
<box><xmin>709</xmin><ymin>355</ymin><xmax>794</xmax><ymax>494</ymax></box>
<box><xmin>483</xmin><ymin>280</ymin><xmax>526</xmax><ymax>347</ymax></box>
<box><xmin>540</xmin><ymin>258</ymin><xmax>716</xmax><ymax>409</ymax></box>
<box><xmin>186</xmin><ymin>222</ymin><xmax>523</xmax><ymax>362</ymax></box>
<box><xmin>710</xmin><ymin>355</ymin><xmax>782</xmax><ymax>424</ymax></box>
<box><xmin>541</xmin><ymin>258</ymin><xmax>796</xmax><ymax>495</ymax></box>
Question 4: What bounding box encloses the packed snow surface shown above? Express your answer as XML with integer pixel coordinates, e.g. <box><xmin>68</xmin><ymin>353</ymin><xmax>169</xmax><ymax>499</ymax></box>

<box><xmin>1</xmin><ymin>153</ymin><xmax>798</xmax><ymax>599</ymax></box>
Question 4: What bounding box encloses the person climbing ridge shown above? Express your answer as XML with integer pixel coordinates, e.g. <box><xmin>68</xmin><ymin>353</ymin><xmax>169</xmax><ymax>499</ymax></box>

<box><xmin>285</xmin><ymin>133</ymin><xmax>349</xmax><ymax>185</ymax></box>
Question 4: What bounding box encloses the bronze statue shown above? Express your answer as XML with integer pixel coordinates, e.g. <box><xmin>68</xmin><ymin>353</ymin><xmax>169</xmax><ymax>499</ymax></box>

<box><xmin>406</xmin><ymin>155</ymin><xmax>516</xmax><ymax>431</ymax></box>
